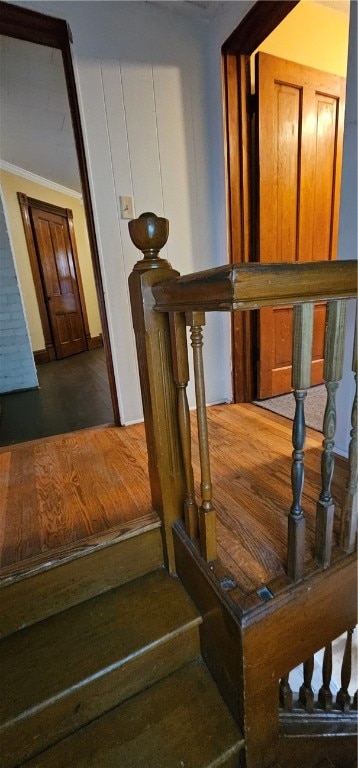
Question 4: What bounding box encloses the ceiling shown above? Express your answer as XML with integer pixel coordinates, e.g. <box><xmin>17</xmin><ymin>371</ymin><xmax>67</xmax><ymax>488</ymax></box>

<box><xmin>0</xmin><ymin>1</ymin><xmax>350</xmax><ymax>196</ymax></box>
<box><xmin>0</xmin><ymin>35</ymin><xmax>80</xmax><ymax>193</ymax></box>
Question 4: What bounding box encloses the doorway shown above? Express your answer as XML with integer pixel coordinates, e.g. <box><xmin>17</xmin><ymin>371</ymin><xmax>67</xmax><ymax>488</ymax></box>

<box><xmin>0</xmin><ymin>1</ymin><xmax>121</xmax><ymax>435</ymax></box>
<box><xmin>222</xmin><ymin>0</ymin><xmax>350</xmax><ymax>406</ymax></box>
<box><xmin>19</xmin><ymin>195</ymin><xmax>92</xmax><ymax>361</ymax></box>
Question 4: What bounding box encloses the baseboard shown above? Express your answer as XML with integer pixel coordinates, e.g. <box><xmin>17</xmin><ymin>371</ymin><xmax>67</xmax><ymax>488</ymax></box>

<box><xmin>34</xmin><ymin>348</ymin><xmax>50</xmax><ymax>365</ymax></box>
<box><xmin>88</xmin><ymin>334</ymin><xmax>103</xmax><ymax>350</ymax></box>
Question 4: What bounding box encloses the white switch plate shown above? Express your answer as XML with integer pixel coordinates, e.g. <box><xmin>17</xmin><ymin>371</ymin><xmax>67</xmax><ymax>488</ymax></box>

<box><xmin>120</xmin><ymin>195</ymin><xmax>134</xmax><ymax>219</ymax></box>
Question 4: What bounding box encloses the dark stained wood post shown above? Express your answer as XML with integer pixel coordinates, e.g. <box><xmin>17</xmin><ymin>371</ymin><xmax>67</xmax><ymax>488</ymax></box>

<box><xmin>336</xmin><ymin>628</ymin><xmax>354</xmax><ymax>712</ymax></box>
<box><xmin>187</xmin><ymin>311</ymin><xmax>217</xmax><ymax>562</ymax></box>
<box><xmin>128</xmin><ymin>213</ymin><xmax>185</xmax><ymax>572</ymax></box>
<box><xmin>169</xmin><ymin>311</ymin><xmax>198</xmax><ymax>540</ymax></box>
<box><xmin>315</xmin><ymin>299</ymin><xmax>347</xmax><ymax>567</ymax></box>
<box><xmin>318</xmin><ymin>642</ymin><xmax>333</xmax><ymax>711</ymax></box>
<box><xmin>340</xmin><ymin>312</ymin><xmax>358</xmax><ymax>554</ymax></box>
<box><xmin>287</xmin><ymin>303</ymin><xmax>313</xmax><ymax>581</ymax></box>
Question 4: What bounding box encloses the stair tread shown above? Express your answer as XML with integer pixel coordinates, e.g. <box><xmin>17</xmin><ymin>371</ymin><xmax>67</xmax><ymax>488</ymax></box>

<box><xmin>23</xmin><ymin>660</ymin><xmax>244</xmax><ymax>768</ymax></box>
<box><xmin>0</xmin><ymin>568</ymin><xmax>201</xmax><ymax>726</ymax></box>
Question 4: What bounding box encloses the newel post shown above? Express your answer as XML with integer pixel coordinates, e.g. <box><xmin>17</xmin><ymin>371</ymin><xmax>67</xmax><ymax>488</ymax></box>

<box><xmin>128</xmin><ymin>212</ymin><xmax>185</xmax><ymax>572</ymax></box>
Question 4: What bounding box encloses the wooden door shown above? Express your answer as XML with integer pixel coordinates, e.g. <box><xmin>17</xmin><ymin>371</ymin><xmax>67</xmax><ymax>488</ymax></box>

<box><xmin>30</xmin><ymin>206</ymin><xmax>88</xmax><ymax>359</ymax></box>
<box><xmin>256</xmin><ymin>52</ymin><xmax>345</xmax><ymax>398</ymax></box>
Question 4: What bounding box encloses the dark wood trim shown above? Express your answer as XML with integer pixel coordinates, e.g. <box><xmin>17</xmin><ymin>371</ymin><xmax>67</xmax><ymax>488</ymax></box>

<box><xmin>33</xmin><ymin>348</ymin><xmax>50</xmax><ymax>365</ymax></box>
<box><xmin>17</xmin><ymin>193</ymin><xmax>56</xmax><ymax>363</ymax></box>
<box><xmin>0</xmin><ymin>1</ymin><xmax>120</xmax><ymax>425</ymax></box>
<box><xmin>222</xmin><ymin>1</ymin><xmax>300</xmax><ymax>402</ymax></box>
<box><xmin>222</xmin><ymin>0</ymin><xmax>300</xmax><ymax>55</ymax></box>
<box><xmin>66</xmin><ymin>207</ymin><xmax>91</xmax><ymax>345</ymax></box>
<box><xmin>35</xmin><ymin>334</ymin><xmax>102</xmax><ymax>363</ymax></box>
<box><xmin>88</xmin><ymin>334</ymin><xmax>103</xmax><ymax>350</ymax></box>
<box><xmin>19</xmin><ymin>194</ymin><xmax>91</xmax><ymax>353</ymax></box>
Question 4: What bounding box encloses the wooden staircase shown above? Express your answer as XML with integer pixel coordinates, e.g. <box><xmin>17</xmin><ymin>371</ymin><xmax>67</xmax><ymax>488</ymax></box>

<box><xmin>0</xmin><ymin>527</ymin><xmax>244</xmax><ymax>768</ymax></box>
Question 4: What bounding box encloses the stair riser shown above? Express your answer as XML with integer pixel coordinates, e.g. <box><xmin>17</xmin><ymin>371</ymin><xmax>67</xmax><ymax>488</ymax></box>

<box><xmin>0</xmin><ymin>528</ymin><xmax>163</xmax><ymax>638</ymax></box>
<box><xmin>17</xmin><ymin>662</ymin><xmax>244</xmax><ymax>768</ymax></box>
<box><xmin>1</xmin><ymin>625</ymin><xmax>201</xmax><ymax>768</ymax></box>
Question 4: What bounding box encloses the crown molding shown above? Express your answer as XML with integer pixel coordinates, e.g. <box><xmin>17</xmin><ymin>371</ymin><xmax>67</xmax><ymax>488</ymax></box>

<box><xmin>0</xmin><ymin>159</ymin><xmax>82</xmax><ymax>200</ymax></box>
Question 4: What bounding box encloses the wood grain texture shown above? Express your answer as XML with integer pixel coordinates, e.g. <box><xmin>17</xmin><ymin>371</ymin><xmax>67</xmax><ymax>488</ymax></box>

<box><xmin>20</xmin><ymin>661</ymin><xmax>244</xmax><ymax>768</ymax></box>
<box><xmin>0</xmin><ymin>406</ymin><xmax>349</xmax><ymax>601</ymax></box>
<box><xmin>0</xmin><ymin>569</ymin><xmax>202</xmax><ymax>767</ymax></box>
<box><xmin>0</xmin><ymin>425</ymin><xmax>155</xmax><ymax>572</ymax></box>
<box><xmin>152</xmin><ymin>259</ymin><xmax>356</xmax><ymax>312</ymax></box>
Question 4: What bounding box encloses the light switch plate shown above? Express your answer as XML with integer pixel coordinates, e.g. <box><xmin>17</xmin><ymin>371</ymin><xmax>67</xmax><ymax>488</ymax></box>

<box><xmin>120</xmin><ymin>196</ymin><xmax>134</xmax><ymax>219</ymax></box>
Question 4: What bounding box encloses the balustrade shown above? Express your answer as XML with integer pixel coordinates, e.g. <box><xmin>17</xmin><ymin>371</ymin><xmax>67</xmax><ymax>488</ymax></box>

<box><xmin>128</xmin><ymin>212</ymin><xmax>357</xmax><ymax>577</ymax></box>
<box><xmin>128</xmin><ymin>212</ymin><xmax>357</xmax><ymax>767</ymax></box>
<box><xmin>279</xmin><ymin>628</ymin><xmax>357</xmax><ymax>718</ymax></box>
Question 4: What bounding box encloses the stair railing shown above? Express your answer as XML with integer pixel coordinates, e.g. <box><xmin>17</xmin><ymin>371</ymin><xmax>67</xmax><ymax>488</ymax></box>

<box><xmin>279</xmin><ymin>626</ymin><xmax>357</xmax><ymax>723</ymax></box>
<box><xmin>128</xmin><ymin>212</ymin><xmax>357</xmax><ymax>581</ymax></box>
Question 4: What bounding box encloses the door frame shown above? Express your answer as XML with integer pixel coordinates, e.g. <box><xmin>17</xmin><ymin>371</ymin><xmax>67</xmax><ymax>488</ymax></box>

<box><xmin>18</xmin><ymin>193</ymin><xmax>93</xmax><ymax>363</ymax></box>
<box><xmin>222</xmin><ymin>0</ymin><xmax>300</xmax><ymax>402</ymax></box>
<box><xmin>0</xmin><ymin>1</ymin><xmax>121</xmax><ymax>423</ymax></box>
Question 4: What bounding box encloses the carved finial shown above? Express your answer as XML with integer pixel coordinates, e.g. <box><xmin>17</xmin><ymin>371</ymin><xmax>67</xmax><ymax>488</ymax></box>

<box><xmin>128</xmin><ymin>212</ymin><xmax>169</xmax><ymax>270</ymax></box>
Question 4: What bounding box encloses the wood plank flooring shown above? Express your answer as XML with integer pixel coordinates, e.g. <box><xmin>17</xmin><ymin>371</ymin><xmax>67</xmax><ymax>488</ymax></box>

<box><xmin>0</xmin><ymin>404</ymin><xmax>348</xmax><ymax>592</ymax></box>
<box><xmin>0</xmin><ymin>424</ymin><xmax>156</xmax><ymax>578</ymax></box>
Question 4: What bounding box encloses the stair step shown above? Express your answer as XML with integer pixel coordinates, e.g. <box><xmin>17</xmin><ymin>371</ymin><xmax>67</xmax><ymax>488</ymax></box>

<box><xmin>21</xmin><ymin>660</ymin><xmax>245</xmax><ymax>768</ymax></box>
<box><xmin>0</xmin><ymin>568</ymin><xmax>201</xmax><ymax>768</ymax></box>
<box><xmin>0</xmin><ymin>517</ymin><xmax>163</xmax><ymax>638</ymax></box>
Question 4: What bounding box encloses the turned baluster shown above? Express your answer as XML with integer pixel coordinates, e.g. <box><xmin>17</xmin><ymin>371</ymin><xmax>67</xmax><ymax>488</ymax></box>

<box><xmin>318</xmin><ymin>642</ymin><xmax>333</xmax><ymax>711</ymax></box>
<box><xmin>299</xmin><ymin>656</ymin><xmax>315</xmax><ymax>713</ymax></box>
<box><xmin>169</xmin><ymin>311</ymin><xmax>198</xmax><ymax>539</ymax></box>
<box><xmin>336</xmin><ymin>628</ymin><xmax>354</xmax><ymax>712</ymax></box>
<box><xmin>340</xmin><ymin>312</ymin><xmax>358</xmax><ymax>553</ymax></box>
<box><xmin>287</xmin><ymin>303</ymin><xmax>314</xmax><ymax>581</ymax></box>
<box><xmin>315</xmin><ymin>301</ymin><xmax>347</xmax><ymax>567</ymax></box>
<box><xmin>353</xmin><ymin>690</ymin><xmax>357</xmax><ymax>710</ymax></box>
<box><xmin>279</xmin><ymin>674</ymin><xmax>293</xmax><ymax>712</ymax></box>
<box><xmin>187</xmin><ymin>311</ymin><xmax>217</xmax><ymax>562</ymax></box>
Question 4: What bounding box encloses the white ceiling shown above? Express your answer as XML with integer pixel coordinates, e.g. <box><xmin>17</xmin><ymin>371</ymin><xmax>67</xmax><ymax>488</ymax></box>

<box><xmin>0</xmin><ymin>1</ymin><xmax>350</xmax><ymax>195</ymax></box>
<box><xmin>0</xmin><ymin>35</ymin><xmax>80</xmax><ymax>192</ymax></box>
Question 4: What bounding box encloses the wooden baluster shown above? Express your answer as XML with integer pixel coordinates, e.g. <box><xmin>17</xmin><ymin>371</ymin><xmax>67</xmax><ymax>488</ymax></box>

<box><xmin>315</xmin><ymin>301</ymin><xmax>347</xmax><ymax>567</ymax></box>
<box><xmin>279</xmin><ymin>674</ymin><xmax>293</xmax><ymax>712</ymax></box>
<box><xmin>353</xmin><ymin>690</ymin><xmax>357</xmax><ymax>710</ymax></box>
<box><xmin>287</xmin><ymin>303</ymin><xmax>314</xmax><ymax>581</ymax></box>
<box><xmin>169</xmin><ymin>312</ymin><xmax>198</xmax><ymax>540</ymax></box>
<box><xmin>187</xmin><ymin>311</ymin><xmax>217</xmax><ymax>562</ymax></box>
<box><xmin>336</xmin><ymin>628</ymin><xmax>354</xmax><ymax>712</ymax></box>
<box><xmin>340</xmin><ymin>313</ymin><xmax>358</xmax><ymax>553</ymax></box>
<box><xmin>299</xmin><ymin>656</ymin><xmax>315</xmax><ymax>713</ymax></box>
<box><xmin>318</xmin><ymin>642</ymin><xmax>333</xmax><ymax>711</ymax></box>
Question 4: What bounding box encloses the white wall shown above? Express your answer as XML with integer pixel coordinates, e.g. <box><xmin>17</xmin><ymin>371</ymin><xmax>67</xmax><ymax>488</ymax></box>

<box><xmin>335</xmin><ymin>0</ymin><xmax>357</xmax><ymax>457</ymax></box>
<box><xmin>11</xmin><ymin>0</ymin><xmax>251</xmax><ymax>423</ymax></box>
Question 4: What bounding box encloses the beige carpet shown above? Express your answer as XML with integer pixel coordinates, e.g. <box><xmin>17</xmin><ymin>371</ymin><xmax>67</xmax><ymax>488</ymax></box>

<box><xmin>254</xmin><ymin>384</ymin><xmax>326</xmax><ymax>432</ymax></box>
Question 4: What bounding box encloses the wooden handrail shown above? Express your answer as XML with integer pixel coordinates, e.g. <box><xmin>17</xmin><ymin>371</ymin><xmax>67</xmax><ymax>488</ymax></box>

<box><xmin>152</xmin><ymin>260</ymin><xmax>357</xmax><ymax>312</ymax></box>
<box><xmin>128</xmin><ymin>213</ymin><xmax>357</xmax><ymax>578</ymax></box>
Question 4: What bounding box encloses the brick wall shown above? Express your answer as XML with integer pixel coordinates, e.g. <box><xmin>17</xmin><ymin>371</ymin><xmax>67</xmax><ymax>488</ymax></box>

<box><xmin>0</xmin><ymin>193</ymin><xmax>38</xmax><ymax>393</ymax></box>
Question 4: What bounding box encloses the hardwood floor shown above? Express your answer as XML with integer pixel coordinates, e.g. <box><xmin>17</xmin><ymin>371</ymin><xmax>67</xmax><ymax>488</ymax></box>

<box><xmin>203</xmin><ymin>404</ymin><xmax>347</xmax><ymax>598</ymax></box>
<box><xmin>0</xmin><ymin>347</ymin><xmax>113</xmax><ymax>447</ymax></box>
<box><xmin>0</xmin><ymin>404</ymin><xmax>348</xmax><ymax>592</ymax></box>
<box><xmin>0</xmin><ymin>424</ymin><xmax>156</xmax><ymax>578</ymax></box>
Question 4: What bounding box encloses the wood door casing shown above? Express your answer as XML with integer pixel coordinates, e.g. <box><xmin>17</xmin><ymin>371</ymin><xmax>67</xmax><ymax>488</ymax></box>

<box><xmin>18</xmin><ymin>194</ymin><xmax>91</xmax><ymax>361</ymax></box>
<box><xmin>256</xmin><ymin>52</ymin><xmax>345</xmax><ymax>398</ymax></box>
<box><xmin>31</xmin><ymin>207</ymin><xmax>87</xmax><ymax>358</ymax></box>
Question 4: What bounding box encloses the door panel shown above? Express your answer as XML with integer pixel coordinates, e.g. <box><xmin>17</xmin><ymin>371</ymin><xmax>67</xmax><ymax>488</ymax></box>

<box><xmin>256</xmin><ymin>52</ymin><xmax>345</xmax><ymax>398</ymax></box>
<box><xmin>31</xmin><ymin>208</ymin><xmax>87</xmax><ymax>359</ymax></box>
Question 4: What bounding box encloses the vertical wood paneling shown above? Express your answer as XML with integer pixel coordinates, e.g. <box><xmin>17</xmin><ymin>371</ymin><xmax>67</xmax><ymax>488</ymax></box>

<box><xmin>76</xmin><ymin>59</ymin><xmax>142</xmax><ymax>421</ymax></box>
<box><xmin>120</xmin><ymin>63</ymin><xmax>164</xmax><ymax>218</ymax></box>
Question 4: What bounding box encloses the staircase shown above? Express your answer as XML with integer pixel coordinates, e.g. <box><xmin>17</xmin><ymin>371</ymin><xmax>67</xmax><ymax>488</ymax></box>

<box><xmin>0</xmin><ymin>526</ymin><xmax>244</xmax><ymax>768</ymax></box>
